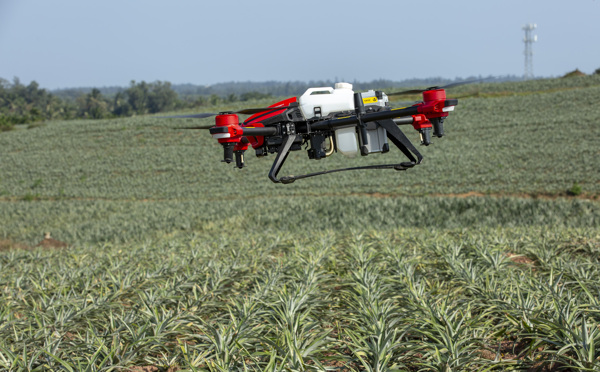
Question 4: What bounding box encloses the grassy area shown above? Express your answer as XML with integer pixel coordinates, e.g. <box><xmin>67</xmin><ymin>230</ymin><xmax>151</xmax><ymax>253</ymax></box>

<box><xmin>0</xmin><ymin>196</ymin><xmax>598</xmax><ymax>245</ymax></box>
<box><xmin>0</xmin><ymin>76</ymin><xmax>599</xmax><ymax>370</ymax></box>
<box><xmin>1</xmin><ymin>228</ymin><xmax>599</xmax><ymax>370</ymax></box>
<box><xmin>1</xmin><ymin>75</ymin><xmax>600</xmax><ymax>205</ymax></box>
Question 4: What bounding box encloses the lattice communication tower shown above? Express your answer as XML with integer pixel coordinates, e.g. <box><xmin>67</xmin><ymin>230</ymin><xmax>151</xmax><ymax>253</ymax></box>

<box><xmin>523</xmin><ymin>23</ymin><xmax>537</xmax><ymax>80</ymax></box>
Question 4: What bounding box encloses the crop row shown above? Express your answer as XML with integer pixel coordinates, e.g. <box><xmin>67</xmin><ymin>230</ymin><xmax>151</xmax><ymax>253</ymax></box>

<box><xmin>1</xmin><ymin>227</ymin><xmax>598</xmax><ymax>370</ymax></box>
<box><xmin>1</xmin><ymin>78</ymin><xmax>599</xmax><ymax>202</ymax></box>
<box><xmin>0</xmin><ymin>195</ymin><xmax>598</xmax><ymax>246</ymax></box>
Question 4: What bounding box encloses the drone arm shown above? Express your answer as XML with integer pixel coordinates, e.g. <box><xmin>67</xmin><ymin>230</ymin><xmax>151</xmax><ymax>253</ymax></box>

<box><xmin>310</xmin><ymin>106</ymin><xmax>420</xmax><ymax>131</ymax></box>
<box><xmin>209</xmin><ymin>126</ymin><xmax>278</xmax><ymax>137</ymax></box>
<box><xmin>240</xmin><ymin>127</ymin><xmax>278</xmax><ymax>137</ymax></box>
<box><xmin>309</xmin><ymin>98</ymin><xmax>458</xmax><ymax>132</ymax></box>
<box><xmin>392</xmin><ymin>117</ymin><xmax>414</xmax><ymax>125</ymax></box>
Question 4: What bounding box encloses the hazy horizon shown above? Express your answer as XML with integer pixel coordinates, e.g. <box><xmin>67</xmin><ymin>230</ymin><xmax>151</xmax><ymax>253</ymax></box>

<box><xmin>1</xmin><ymin>0</ymin><xmax>599</xmax><ymax>90</ymax></box>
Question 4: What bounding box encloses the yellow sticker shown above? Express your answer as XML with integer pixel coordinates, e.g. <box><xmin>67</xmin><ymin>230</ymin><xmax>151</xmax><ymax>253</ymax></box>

<box><xmin>362</xmin><ymin>97</ymin><xmax>378</xmax><ymax>104</ymax></box>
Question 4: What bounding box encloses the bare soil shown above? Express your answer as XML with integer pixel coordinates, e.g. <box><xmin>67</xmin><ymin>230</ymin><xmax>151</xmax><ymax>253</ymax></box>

<box><xmin>128</xmin><ymin>367</ymin><xmax>178</xmax><ymax>372</ymax></box>
<box><xmin>0</xmin><ymin>239</ymin><xmax>29</xmax><ymax>251</ymax></box>
<box><xmin>507</xmin><ymin>252</ymin><xmax>537</xmax><ymax>267</ymax></box>
<box><xmin>0</xmin><ymin>237</ymin><xmax>68</xmax><ymax>251</ymax></box>
<box><xmin>347</xmin><ymin>191</ymin><xmax>599</xmax><ymax>201</ymax></box>
<box><xmin>36</xmin><ymin>237</ymin><xmax>68</xmax><ymax>249</ymax></box>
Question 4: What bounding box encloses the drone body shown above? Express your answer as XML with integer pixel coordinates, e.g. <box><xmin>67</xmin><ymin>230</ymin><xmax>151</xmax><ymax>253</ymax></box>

<box><xmin>172</xmin><ymin>82</ymin><xmax>460</xmax><ymax>183</ymax></box>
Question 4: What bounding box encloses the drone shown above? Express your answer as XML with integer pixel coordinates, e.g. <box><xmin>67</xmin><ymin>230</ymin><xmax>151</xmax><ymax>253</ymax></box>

<box><xmin>164</xmin><ymin>82</ymin><xmax>464</xmax><ymax>183</ymax></box>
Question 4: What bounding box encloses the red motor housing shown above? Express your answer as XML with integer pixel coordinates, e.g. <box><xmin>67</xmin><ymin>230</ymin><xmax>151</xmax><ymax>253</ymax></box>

<box><xmin>211</xmin><ymin>114</ymin><xmax>244</xmax><ymax>163</ymax></box>
<box><xmin>417</xmin><ymin>89</ymin><xmax>450</xmax><ymax>119</ymax></box>
<box><xmin>213</xmin><ymin>114</ymin><xmax>243</xmax><ymax>143</ymax></box>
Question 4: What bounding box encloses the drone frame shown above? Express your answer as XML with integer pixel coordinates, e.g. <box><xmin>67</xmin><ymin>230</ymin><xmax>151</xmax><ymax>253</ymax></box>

<box><xmin>206</xmin><ymin>91</ymin><xmax>458</xmax><ymax>183</ymax></box>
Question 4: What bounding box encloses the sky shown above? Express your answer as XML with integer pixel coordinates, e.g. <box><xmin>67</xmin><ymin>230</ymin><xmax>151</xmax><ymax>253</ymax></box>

<box><xmin>0</xmin><ymin>0</ymin><xmax>599</xmax><ymax>89</ymax></box>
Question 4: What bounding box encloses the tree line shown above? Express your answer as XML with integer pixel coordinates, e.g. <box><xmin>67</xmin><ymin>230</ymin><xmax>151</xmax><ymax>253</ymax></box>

<box><xmin>0</xmin><ymin>78</ymin><xmax>274</xmax><ymax>131</ymax></box>
<box><xmin>1</xmin><ymin>72</ymin><xmax>561</xmax><ymax>132</ymax></box>
<box><xmin>53</xmin><ymin>75</ymin><xmax>526</xmax><ymax>102</ymax></box>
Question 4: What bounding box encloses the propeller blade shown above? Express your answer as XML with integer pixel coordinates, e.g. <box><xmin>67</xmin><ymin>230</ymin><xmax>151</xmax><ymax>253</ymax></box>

<box><xmin>387</xmin><ymin>89</ymin><xmax>425</xmax><ymax>96</ymax></box>
<box><xmin>437</xmin><ymin>79</ymin><xmax>483</xmax><ymax>90</ymax></box>
<box><xmin>158</xmin><ymin>105</ymin><xmax>295</xmax><ymax>119</ymax></box>
<box><xmin>387</xmin><ymin>79</ymin><xmax>486</xmax><ymax>96</ymax></box>
<box><xmin>233</xmin><ymin>105</ymin><xmax>294</xmax><ymax>115</ymax></box>
<box><xmin>453</xmin><ymin>92</ymin><xmax>479</xmax><ymax>99</ymax></box>
<box><xmin>173</xmin><ymin>125</ymin><xmax>214</xmax><ymax>130</ymax></box>
<box><xmin>160</xmin><ymin>113</ymin><xmax>218</xmax><ymax>119</ymax></box>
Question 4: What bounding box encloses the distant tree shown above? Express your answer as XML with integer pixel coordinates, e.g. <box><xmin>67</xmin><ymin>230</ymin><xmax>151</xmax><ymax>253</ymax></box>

<box><xmin>595</xmin><ymin>67</ymin><xmax>600</xmax><ymax>75</ymax></box>
<box><xmin>147</xmin><ymin>81</ymin><xmax>177</xmax><ymax>113</ymax></box>
<box><xmin>127</xmin><ymin>80</ymin><xmax>150</xmax><ymax>115</ymax></box>
<box><xmin>240</xmin><ymin>91</ymin><xmax>272</xmax><ymax>101</ymax></box>
<box><xmin>77</xmin><ymin>88</ymin><xmax>108</xmax><ymax>119</ymax></box>
<box><xmin>0</xmin><ymin>114</ymin><xmax>14</xmax><ymax>132</ymax></box>
<box><xmin>112</xmin><ymin>91</ymin><xmax>131</xmax><ymax>116</ymax></box>
<box><xmin>226</xmin><ymin>93</ymin><xmax>237</xmax><ymax>103</ymax></box>
<box><xmin>209</xmin><ymin>94</ymin><xmax>221</xmax><ymax>105</ymax></box>
<box><xmin>192</xmin><ymin>95</ymin><xmax>207</xmax><ymax>107</ymax></box>
<box><xmin>0</xmin><ymin>77</ymin><xmax>59</xmax><ymax>125</ymax></box>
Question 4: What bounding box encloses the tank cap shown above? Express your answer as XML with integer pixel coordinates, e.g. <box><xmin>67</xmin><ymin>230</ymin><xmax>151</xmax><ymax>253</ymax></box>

<box><xmin>334</xmin><ymin>82</ymin><xmax>353</xmax><ymax>90</ymax></box>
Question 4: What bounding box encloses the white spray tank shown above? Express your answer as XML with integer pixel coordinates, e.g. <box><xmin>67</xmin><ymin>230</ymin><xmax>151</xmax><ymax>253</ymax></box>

<box><xmin>299</xmin><ymin>82</ymin><xmax>355</xmax><ymax>119</ymax></box>
<box><xmin>299</xmin><ymin>83</ymin><xmax>358</xmax><ymax>157</ymax></box>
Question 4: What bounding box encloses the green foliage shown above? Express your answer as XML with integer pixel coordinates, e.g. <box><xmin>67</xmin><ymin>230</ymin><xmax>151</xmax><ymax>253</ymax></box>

<box><xmin>2</xmin><ymin>76</ymin><xmax>599</xmax><ymax>205</ymax></box>
<box><xmin>0</xmin><ymin>77</ymin><xmax>63</xmax><ymax>125</ymax></box>
<box><xmin>0</xmin><ymin>75</ymin><xmax>599</xmax><ymax>370</ymax></box>
<box><xmin>21</xmin><ymin>192</ymin><xmax>39</xmax><ymax>201</ymax></box>
<box><xmin>147</xmin><ymin>81</ymin><xmax>178</xmax><ymax>113</ymax></box>
<box><xmin>0</xmin><ymin>119</ymin><xmax>14</xmax><ymax>132</ymax></box>
<box><xmin>166</xmin><ymin>75</ymin><xmax>523</xmax><ymax>99</ymax></box>
<box><xmin>76</xmin><ymin>88</ymin><xmax>108</xmax><ymax>119</ymax></box>
<box><xmin>240</xmin><ymin>91</ymin><xmax>272</xmax><ymax>101</ymax></box>
<box><xmin>26</xmin><ymin>122</ymin><xmax>46</xmax><ymax>130</ymax></box>
<box><xmin>1</xmin><ymin>78</ymin><xmax>188</xmax><ymax>124</ymax></box>
<box><xmin>569</xmin><ymin>182</ymin><xmax>583</xmax><ymax>196</ymax></box>
<box><xmin>97</xmin><ymin>80</ymin><xmax>180</xmax><ymax>116</ymax></box>
<box><xmin>0</xmin><ymin>228</ymin><xmax>598</xmax><ymax>370</ymax></box>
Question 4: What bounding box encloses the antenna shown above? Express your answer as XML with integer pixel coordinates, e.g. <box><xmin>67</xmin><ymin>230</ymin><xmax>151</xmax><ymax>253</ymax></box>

<box><xmin>522</xmin><ymin>23</ymin><xmax>537</xmax><ymax>80</ymax></box>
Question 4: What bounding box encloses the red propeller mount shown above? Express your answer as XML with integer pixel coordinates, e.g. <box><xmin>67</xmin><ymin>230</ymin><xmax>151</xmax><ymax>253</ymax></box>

<box><xmin>410</xmin><ymin>114</ymin><xmax>433</xmax><ymax>146</ymax></box>
<box><xmin>210</xmin><ymin>114</ymin><xmax>244</xmax><ymax>163</ymax></box>
<box><xmin>415</xmin><ymin>89</ymin><xmax>457</xmax><ymax>142</ymax></box>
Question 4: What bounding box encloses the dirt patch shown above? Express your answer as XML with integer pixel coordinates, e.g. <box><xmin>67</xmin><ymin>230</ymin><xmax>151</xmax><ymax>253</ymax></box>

<box><xmin>437</xmin><ymin>191</ymin><xmax>487</xmax><ymax>198</ymax></box>
<box><xmin>34</xmin><ymin>232</ymin><xmax>68</xmax><ymax>249</ymax></box>
<box><xmin>528</xmin><ymin>360</ymin><xmax>573</xmax><ymax>372</ymax></box>
<box><xmin>128</xmin><ymin>367</ymin><xmax>178</xmax><ymax>372</ymax></box>
<box><xmin>319</xmin><ymin>348</ymin><xmax>361</xmax><ymax>371</ymax></box>
<box><xmin>36</xmin><ymin>237</ymin><xmax>68</xmax><ymax>249</ymax></box>
<box><xmin>431</xmin><ymin>191</ymin><xmax>599</xmax><ymax>201</ymax></box>
<box><xmin>345</xmin><ymin>191</ymin><xmax>599</xmax><ymax>201</ymax></box>
<box><xmin>507</xmin><ymin>252</ymin><xmax>536</xmax><ymax>267</ymax></box>
<box><xmin>480</xmin><ymin>339</ymin><xmax>530</xmax><ymax>361</ymax></box>
<box><xmin>129</xmin><ymin>367</ymin><xmax>158</xmax><ymax>372</ymax></box>
<box><xmin>0</xmin><ymin>235</ymin><xmax>69</xmax><ymax>252</ymax></box>
<box><xmin>480</xmin><ymin>340</ymin><xmax>575</xmax><ymax>371</ymax></box>
<box><xmin>0</xmin><ymin>239</ymin><xmax>30</xmax><ymax>251</ymax></box>
<box><xmin>63</xmin><ymin>332</ymin><xmax>77</xmax><ymax>341</ymax></box>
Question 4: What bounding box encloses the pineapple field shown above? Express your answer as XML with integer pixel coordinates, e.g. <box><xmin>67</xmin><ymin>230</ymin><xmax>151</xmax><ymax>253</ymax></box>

<box><xmin>0</xmin><ymin>76</ymin><xmax>599</xmax><ymax>371</ymax></box>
